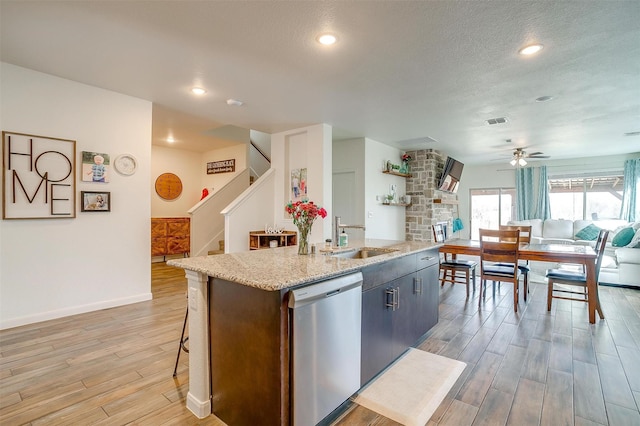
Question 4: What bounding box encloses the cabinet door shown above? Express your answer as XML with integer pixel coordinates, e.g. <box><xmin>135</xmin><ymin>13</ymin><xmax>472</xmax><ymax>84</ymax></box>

<box><xmin>416</xmin><ymin>264</ymin><xmax>439</xmax><ymax>334</ymax></box>
<box><xmin>361</xmin><ymin>285</ymin><xmax>394</xmax><ymax>385</ymax></box>
<box><xmin>391</xmin><ymin>274</ymin><xmax>420</xmax><ymax>357</ymax></box>
<box><xmin>151</xmin><ymin>237</ymin><xmax>167</xmax><ymax>256</ymax></box>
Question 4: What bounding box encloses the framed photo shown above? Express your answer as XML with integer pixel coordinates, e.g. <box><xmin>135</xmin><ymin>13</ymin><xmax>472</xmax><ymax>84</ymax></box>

<box><xmin>291</xmin><ymin>168</ymin><xmax>307</xmax><ymax>201</ymax></box>
<box><xmin>81</xmin><ymin>151</ymin><xmax>110</xmax><ymax>183</ymax></box>
<box><xmin>81</xmin><ymin>191</ymin><xmax>110</xmax><ymax>212</ymax></box>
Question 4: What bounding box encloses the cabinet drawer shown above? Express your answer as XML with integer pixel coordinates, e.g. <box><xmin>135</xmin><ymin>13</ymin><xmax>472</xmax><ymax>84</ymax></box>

<box><xmin>416</xmin><ymin>249</ymin><xmax>439</xmax><ymax>270</ymax></box>
<box><xmin>168</xmin><ymin>220</ymin><xmax>189</xmax><ymax>235</ymax></box>
<box><xmin>361</xmin><ymin>254</ymin><xmax>416</xmax><ymax>291</ymax></box>
<box><xmin>151</xmin><ymin>221</ymin><xmax>167</xmax><ymax>238</ymax></box>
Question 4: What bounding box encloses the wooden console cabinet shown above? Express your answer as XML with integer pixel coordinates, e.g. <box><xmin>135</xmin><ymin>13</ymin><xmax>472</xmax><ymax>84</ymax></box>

<box><xmin>151</xmin><ymin>217</ymin><xmax>190</xmax><ymax>258</ymax></box>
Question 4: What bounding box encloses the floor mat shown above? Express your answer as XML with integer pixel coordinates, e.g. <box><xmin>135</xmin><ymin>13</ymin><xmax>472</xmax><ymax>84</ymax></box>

<box><xmin>353</xmin><ymin>348</ymin><xmax>466</xmax><ymax>426</ymax></box>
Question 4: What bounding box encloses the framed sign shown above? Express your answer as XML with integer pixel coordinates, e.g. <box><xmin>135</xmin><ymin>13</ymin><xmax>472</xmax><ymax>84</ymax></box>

<box><xmin>2</xmin><ymin>131</ymin><xmax>76</xmax><ymax>219</ymax></box>
<box><xmin>207</xmin><ymin>159</ymin><xmax>235</xmax><ymax>174</ymax></box>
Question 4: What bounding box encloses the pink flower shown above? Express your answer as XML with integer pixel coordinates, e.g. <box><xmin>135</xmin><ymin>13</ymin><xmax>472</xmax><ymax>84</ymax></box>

<box><xmin>285</xmin><ymin>200</ymin><xmax>327</xmax><ymax>230</ymax></box>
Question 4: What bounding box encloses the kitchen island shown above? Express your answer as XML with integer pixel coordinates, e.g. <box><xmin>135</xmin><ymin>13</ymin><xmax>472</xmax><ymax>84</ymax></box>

<box><xmin>168</xmin><ymin>239</ymin><xmax>441</xmax><ymax>425</ymax></box>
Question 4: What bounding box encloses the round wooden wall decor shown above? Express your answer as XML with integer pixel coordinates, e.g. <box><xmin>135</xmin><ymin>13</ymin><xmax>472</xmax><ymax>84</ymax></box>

<box><xmin>155</xmin><ymin>173</ymin><xmax>183</xmax><ymax>200</ymax></box>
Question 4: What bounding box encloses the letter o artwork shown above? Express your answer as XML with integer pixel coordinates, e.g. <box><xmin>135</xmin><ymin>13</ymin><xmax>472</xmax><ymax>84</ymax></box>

<box><xmin>34</xmin><ymin>151</ymin><xmax>73</xmax><ymax>182</ymax></box>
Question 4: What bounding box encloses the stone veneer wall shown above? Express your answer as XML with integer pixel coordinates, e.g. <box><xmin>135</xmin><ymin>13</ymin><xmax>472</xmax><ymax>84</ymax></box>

<box><xmin>405</xmin><ymin>149</ymin><xmax>459</xmax><ymax>242</ymax></box>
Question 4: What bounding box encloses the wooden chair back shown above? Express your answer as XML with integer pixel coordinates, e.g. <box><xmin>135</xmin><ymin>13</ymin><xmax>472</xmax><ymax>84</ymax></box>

<box><xmin>479</xmin><ymin>228</ymin><xmax>520</xmax><ymax>264</ymax></box>
<box><xmin>499</xmin><ymin>225</ymin><xmax>531</xmax><ymax>244</ymax></box>
<box><xmin>594</xmin><ymin>229</ymin><xmax>610</xmax><ymax>281</ymax></box>
<box><xmin>432</xmin><ymin>223</ymin><xmax>446</xmax><ymax>243</ymax></box>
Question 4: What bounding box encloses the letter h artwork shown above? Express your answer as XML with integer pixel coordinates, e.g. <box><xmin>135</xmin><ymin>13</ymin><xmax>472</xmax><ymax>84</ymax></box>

<box><xmin>2</xmin><ymin>132</ymin><xmax>76</xmax><ymax>219</ymax></box>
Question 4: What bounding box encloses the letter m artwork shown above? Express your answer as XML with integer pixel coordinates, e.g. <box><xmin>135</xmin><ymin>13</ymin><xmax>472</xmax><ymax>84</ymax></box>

<box><xmin>2</xmin><ymin>132</ymin><xmax>76</xmax><ymax>219</ymax></box>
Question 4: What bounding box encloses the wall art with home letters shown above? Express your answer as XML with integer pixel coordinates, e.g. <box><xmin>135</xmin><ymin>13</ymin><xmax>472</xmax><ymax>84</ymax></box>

<box><xmin>2</xmin><ymin>131</ymin><xmax>76</xmax><ymax>219</ymax></box>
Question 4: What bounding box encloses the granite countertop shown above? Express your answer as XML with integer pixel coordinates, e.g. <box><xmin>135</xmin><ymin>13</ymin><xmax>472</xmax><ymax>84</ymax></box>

<box><xmin>167</xmin><ymin>239</ymin><xmax>441</xmax><ymax>291</ymax></box>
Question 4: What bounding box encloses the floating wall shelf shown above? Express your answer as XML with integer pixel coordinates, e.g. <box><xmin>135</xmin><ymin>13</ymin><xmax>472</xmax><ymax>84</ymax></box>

<box><xmin>382</xmin><ymin>170</ymin><xmax>412</xmax><ymax>178</ymax></box>
<box><xmin>381</xmin><ymin>202</ymin><xmax>412</xmax><ymax>207</ymax></box>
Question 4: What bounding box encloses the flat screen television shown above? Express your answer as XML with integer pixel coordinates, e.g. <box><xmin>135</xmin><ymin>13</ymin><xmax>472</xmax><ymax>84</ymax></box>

<box><xmin>438</xmin><ymin>157</ymin><xmax>464</xmax><ymax>193</ymax></box>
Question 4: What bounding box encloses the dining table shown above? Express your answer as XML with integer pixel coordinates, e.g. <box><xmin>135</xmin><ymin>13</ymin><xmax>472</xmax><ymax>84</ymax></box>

<box><xmin>440</xmin><ymin>239</ymin><xmax>601</xmax><ymax>323</ymax></box>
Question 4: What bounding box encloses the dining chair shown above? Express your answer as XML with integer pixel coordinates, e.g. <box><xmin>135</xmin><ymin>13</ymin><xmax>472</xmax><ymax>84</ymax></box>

<box><xmin>546</xmin><ymin>229</ymin><xmax>609</xmax><ymax>318</ymax></box>
<box><xmin>478</xmin><ymin>228</ymin><xmax>522</xmax><ymax>312</ymax></box>
<box><xmin>496</xmin><ymin>224</ymin><xmax>532</xmax><ymax>301</ymax></box>
<box><xmin>432</xmin><ymin>224</ymin><xmax>477</xmax><ymax>298</ymax></box>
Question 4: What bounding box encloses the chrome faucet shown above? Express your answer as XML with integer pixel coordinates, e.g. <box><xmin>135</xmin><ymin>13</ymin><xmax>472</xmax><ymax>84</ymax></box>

<box><xmin>334</xmin><ymin>215</ymin><xmax>366</xmax><ymax>247</ymax></box>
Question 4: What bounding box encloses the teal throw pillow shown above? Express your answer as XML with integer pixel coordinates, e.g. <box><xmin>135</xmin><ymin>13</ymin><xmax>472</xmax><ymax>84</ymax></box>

<box><xmin>612</xmin><ymin>227</ymin><xmax>635</xmax><ymax>247</ymax></box>
<box><xmin>575</xmin><ymin>224</ymin><xmax>601</xmax><ymax>241</ymax></box>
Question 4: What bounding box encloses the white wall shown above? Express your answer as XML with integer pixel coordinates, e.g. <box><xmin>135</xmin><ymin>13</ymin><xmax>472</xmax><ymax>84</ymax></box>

<box><xmin>271</xmin><ymin>124</ymin><xmax>332</xmax><ymax>244</ymax></box>
<box><xmin>201</xmin><ymin>143</ymin><xmax>248</xmax><ymax>194</ymax></box>
<box><xmin>364</xmin><ymin>138</ymin><xmax>406</xmax><ymax>240</ymax></box>
<box><xmin>151</xmin><ymin>142</ymin><xmax>248</xmax><ymax>218</ymax></box>
<box><xmin>0</xmin><ymin>63</ymin><xmax>152</xmax><ymax>329</ymax></box>
<box><xmin>333</xmin><ymin>138</ymin><xmax>366</xmax><ymax>241</ymax></box>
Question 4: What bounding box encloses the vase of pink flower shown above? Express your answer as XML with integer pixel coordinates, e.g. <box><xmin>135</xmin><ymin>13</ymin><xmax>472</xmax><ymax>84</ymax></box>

<box><xmin>285</xmin><ymin>200</ymin><xmax>328</xmax><ymax>255</ymax></box>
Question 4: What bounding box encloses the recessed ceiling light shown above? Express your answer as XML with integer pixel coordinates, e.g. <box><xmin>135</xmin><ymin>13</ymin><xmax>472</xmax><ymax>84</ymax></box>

<box><xmin>535</xmin><ymin>96</ymin><xmax>554</xmax><ymax>102</ymax></box>
<box><xmin>518</xmin><ymin>44</ymin><xmax>544</xmax><ymax>55</ymax></box>
<box><xmin>166</xmin><ymin>136</ymin><xmax>175</xmax><ymax>143</ymax></box>
<box><xmin>226</xmin><ymin>99</ymin><xmax>244</xmax><ymax>106</ymax></box>
<box><xmin>191</xmin><ymin>87</ymin><xmax>206</xmax><ymax>95</ymax></box>
<box><xmin>316</xmin><ymin>33</ymin><xmax>337</xmax><ymax>45</ymax></box>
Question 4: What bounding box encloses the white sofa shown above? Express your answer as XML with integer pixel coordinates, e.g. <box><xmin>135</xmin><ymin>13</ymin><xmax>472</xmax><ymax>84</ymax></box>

<box><xmin>508</xmin><ymin>219</ymin><xmax>640</xmax><ymax>288</ymax></box>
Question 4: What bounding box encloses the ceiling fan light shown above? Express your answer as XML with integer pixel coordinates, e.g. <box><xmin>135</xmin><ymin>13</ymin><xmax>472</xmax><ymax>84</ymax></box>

<box><xmin>519</xmin><ymin>158</ymin><xmax>527</xmax><ymax>166</ymax></box>
<box><xmin>518</xmin><ymin>44</ymin><xmax>544</xmax><ymax>55</ymax></box>
<box><xmin>510</xmin><ymin>158</ymin><xmax>517</xmax><ymax>166</ymax></box>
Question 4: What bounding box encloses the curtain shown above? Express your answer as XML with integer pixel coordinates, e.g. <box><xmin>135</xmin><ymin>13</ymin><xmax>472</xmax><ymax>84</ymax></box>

<box><xmin>516</xmin><ymin>167</ymin><xmax>535</xmax><ymax>220</ymax></box>
<box><xmin>535</xmin><ymin>166</ymin><xmax>551</xmax><ymax>220</ymax></box>
<box><xmin>620</xmin><ymin>158</ymin><xmax>640</xmax><ymax>222</ymax></box>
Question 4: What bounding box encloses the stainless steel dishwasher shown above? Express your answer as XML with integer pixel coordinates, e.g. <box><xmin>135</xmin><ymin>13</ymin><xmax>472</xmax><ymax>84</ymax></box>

<box><xmin>288</xmin><ymin>272</ymin><xmax>363</xmax><ymax>426</ymax></box>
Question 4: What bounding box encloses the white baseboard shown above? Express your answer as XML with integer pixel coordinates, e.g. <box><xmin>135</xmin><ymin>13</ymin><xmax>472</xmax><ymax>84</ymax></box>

<box><xmin>187</xmin><ymin>392</ymin><xmax>212</xmax><ymax>419</ymax></box>
<box><xmin>0</xmin><ymin>293</ymin><xmax>152</xmax><ymax>330</ymax></box>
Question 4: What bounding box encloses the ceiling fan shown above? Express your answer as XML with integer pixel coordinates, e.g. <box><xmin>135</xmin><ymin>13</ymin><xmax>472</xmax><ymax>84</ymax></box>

<box><xmin>510</xmin><ymin>148</ymin><xmax>550</xmax><ymax>166</ymax></box>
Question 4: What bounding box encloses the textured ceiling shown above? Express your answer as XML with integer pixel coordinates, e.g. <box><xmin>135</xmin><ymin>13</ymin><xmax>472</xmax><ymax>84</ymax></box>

<box><xmin>1</xmin><ymin>1</ymin><xmax>639</xmax><ymax>164</ymax></box>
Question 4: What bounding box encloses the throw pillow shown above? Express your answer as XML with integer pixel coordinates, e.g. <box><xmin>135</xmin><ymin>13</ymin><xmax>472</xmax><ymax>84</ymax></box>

<box><xmin>575</xmin><ymin>224</ymin><xmax>601</xmax><ymax>241</ymax></box>
<box><xmin>627</xmin><ymin>228</ymin><xmax>640</xmax><ymax>248</ymax></box>
<box><xmin>612</xmin><ymin>227</ymin><xmax>635</xmax><ymax>247</ymax></box>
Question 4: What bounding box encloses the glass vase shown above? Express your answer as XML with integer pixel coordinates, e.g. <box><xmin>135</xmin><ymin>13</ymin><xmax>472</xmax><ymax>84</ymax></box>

<box><xmin>400</xmin><ymin>161</ymin><xmax>410</xmax><ymax>175</ymax></box>
<box><xmin>297</xmin><ymin>227</ymin><xmax>309</xmax><ymax>255</ymax></box>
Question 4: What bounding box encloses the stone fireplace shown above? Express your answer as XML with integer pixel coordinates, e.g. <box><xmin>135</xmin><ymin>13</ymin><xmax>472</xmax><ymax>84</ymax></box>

<box><xmin>404</xmin><ymin>149</ymin><xmax>460</xmax><ymax>242</ymax></box>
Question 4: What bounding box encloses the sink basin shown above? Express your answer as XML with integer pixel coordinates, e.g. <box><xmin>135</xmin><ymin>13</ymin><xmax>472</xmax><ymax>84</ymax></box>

<box><xmin>331</xmin><ymin>247</ymin><xmax>398</xmax><ymax>259</ymax></box>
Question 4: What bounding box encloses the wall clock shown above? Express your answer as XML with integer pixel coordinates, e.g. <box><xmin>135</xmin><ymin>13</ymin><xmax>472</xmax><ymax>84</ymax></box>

<box><xmin>155</xmin><ymin>172</ymin><xmax>183</xmax><ymax>200</ymax></box>
<box><xmin>114</xmin><ymin>154</ymin><xmax>137</xmax><ymax>176</ymax></box>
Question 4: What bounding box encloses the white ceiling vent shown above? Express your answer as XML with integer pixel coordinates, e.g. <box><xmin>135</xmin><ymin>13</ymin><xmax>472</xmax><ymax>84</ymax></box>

<box><xmin>485</xmin><ymin>117</ymin><xmax>509</xmax><ymax>125</ymax></box>
<box><xmin>485</xmin><ymin>117</ymin><xmax>509</xmax><ymax>126</ymax></box>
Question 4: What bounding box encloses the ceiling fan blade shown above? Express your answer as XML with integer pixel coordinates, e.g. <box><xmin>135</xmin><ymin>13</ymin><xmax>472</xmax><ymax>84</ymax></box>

<box><xmin>528</xmin><ymin>151</ymin><xmax>544</xmax><ymax>156</ymax></box>
<box><xmin>529</xmin><ymin>154</ymin><xmax>550</xmax><ymax>158</ymax></box>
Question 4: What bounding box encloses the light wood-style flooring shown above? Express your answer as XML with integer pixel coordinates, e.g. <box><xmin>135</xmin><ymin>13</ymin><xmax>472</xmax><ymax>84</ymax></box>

<box><xmin>2</xmin><ymin>263</ymin><xmax>640</xmax><ymax>425</ymax></box>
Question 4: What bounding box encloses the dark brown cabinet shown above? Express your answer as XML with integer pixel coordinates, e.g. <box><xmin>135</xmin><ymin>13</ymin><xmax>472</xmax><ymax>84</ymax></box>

<box><xmin>361</xmin><ymin>248</ymin><xmax>439</xmax><ymax>385</ymax></box>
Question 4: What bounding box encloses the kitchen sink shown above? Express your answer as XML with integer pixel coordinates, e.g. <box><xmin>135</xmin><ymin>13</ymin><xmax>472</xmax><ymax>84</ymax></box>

<box><xmin>331</xmin><ymin>247</ymin><xmax>398</xmax><ymax>259</ymax></box>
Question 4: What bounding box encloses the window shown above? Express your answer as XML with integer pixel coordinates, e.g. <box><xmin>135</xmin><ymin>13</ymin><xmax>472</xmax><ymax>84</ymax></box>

<box><xmin>548</xmin><ymin>173</ymin><xmax>623</xmax><ymax>220</ymax></box>
<box><xmin>470</xmin><ymin>188</ymin><xmax>516</xmax><ymax>240</ymax></box>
